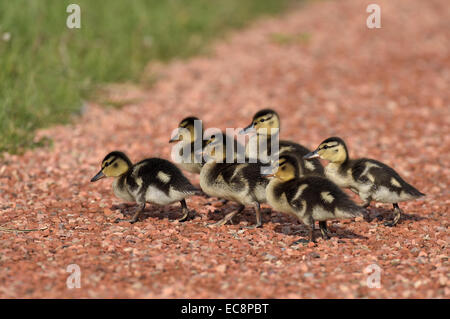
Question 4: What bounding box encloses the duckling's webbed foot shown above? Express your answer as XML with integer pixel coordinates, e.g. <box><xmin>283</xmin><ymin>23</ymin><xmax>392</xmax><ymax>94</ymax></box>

<box><xmin>115</xmin><ymin>203</ymin><xmax>145</xmax><ymax>224</ymax></box>
<box><xmin>319</xmin><ymin>221</ymin><xmax>330</xmax><ymax>240</ymax></box>
<box><xmin>384</xmin><ymin>203</ymin><xmax>402</xmax><ymax>227</ymax></box>
<box><xmin>177</xmin><ymin>199</ymin><xmax>191</xmax><ymax>222</ymax></box>
<box><xmin>209</xmin><ymin>211</ymin><xmax>237</xmax><ymax>226</ymax></box>
<box><xmin>208</xmin><ymin>204</ymin><xmax>244</xmax><ymax>227</ymax></box>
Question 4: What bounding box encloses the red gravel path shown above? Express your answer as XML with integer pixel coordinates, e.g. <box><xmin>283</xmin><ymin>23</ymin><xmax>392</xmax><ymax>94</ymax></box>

<box><xmin>0</xmin><ymin>0</ymin><xmax>449</xmax><ymax>298</ymax></box>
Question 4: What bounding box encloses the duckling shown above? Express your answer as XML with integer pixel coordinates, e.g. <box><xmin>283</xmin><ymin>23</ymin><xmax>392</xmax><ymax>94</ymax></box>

<box><xmin>199</xmin><ymin>135</ymin><xmax>268</xmax><ymax>228</ymax></box>
<box><xmin>266</xmin><ymin>154</ymin><xmax>364</xmax><ymax>243</ymax></box>
<box><xmin>91</xmin><ymin>151</ymin><xmax>197</xmax><ymax>223</ymax></box>
<box><xmin>241</xmin><ymin>109</ymin><xmax>324</xmax><ymax>176</ymax></box>
<box><xmin>169</xmin><ymin>116</ymin><xmax>205</xmax><ymax>174</ymax></box>
<box><xmin>204</xmin><ymin>130</ymin><xmax>247</xmax><ymax>205</ymax></box>
<box><xmin>204</xmin><ymin>129</ymin><xmax>246</xmax><ymax>163</ymax></box>
<box><xmin>304</xmin><ymin>137</ymin><xmax>425</xmax><ymax>226</ymax></box>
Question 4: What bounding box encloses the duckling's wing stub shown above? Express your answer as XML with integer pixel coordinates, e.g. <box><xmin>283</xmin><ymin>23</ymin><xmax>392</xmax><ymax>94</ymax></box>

<box><xmin>350</xmin><ymin>159</ymin><xmax>370</xmax><ymax>183</ymax></box>
<box><xmin>240</xmin><ymin>163</ymin><xmax>269</xmax><ymax>187</ymax></box>
<box><xmin>202</xmin><ymin>160</ymin><xmax>269</xmax><ymax>207</ymax></box>
<box><xmin>130</xmin><ymin>158</ymin><xmax>197</xmax><ymax>195</ymax></box>
<box><xmin>213</xmin><ymin>162</ymin><xmax>268</xmax><ymax>194</ymax></box>
<box><xmin>312</xmin><ymin>178</ymin><xmax>364</xmax><ymax>218</ymax></box>
<box><xmin>273</xmin><ymin>179</ymin><xmax>306</xmax><ymax>212</ymax></box>
<box><xmin>291</xmin><ymin>177</ymin><xmax>364</xmax><ymax>219</ymax></box>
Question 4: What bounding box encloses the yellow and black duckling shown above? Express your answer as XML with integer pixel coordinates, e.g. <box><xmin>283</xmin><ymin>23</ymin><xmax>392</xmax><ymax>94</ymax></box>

<box><xmin>266</xmin><ymin>154</ymin><xmax>364</xmax><ymax>243</ymax></box>
<box><xmin>241</xmin><ymin>109</ymin><xmax>324</xmax><ymax>176</ymax></box>
<box><xmin>304</xmin><ymin>137</ymin><xmax>425</xmax><ymax>226</ymax></box>
<box><xmin>199</xmin><ymin>135</ymin><xmax>268</xmax><ymax>228</ymax></box>
<box><xmin>169</xmin><ymin>116</ymin><xmax>205</xmax><ymax>174</ymax></box>
<box><xmin>203</xmin><ymin>129</ymin><xmax>246</xmax><ymax>163</ymax></box>
<box><xmin>91</xmin><ymin>151</ymin><xmax>197</xmax><ymax>223</ymax></box>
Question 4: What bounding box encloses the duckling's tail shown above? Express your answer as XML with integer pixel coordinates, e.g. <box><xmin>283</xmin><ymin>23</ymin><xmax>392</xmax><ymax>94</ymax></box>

<box><xmin>179</xmin><ymin>182</ymin><xmax>200</xmax><ymax>196</ymax></box>
<box><xmin>394</xmin><ymin>174</ymin><xmax>425</xmax><ymax>199</ymax></box>
<box><xmin>186</xmin><ymin>184</ymin><xmax>205</xmax><ymax>196</ymax></box>
<box><xmin>404</xmin><ymin>183</ymin><xmax>425</xmax><ymax>199</ymax></box>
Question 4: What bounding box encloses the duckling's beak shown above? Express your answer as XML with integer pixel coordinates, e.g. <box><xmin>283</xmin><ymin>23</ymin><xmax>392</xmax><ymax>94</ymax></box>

<box><xmin>169</xmin><ymin>134</ymin><xmax>180</xmax><ymax>143</ymax></box>
<box><xmin>240</xmin><ymin>123</ymin><xmax>255</xmax><ymax>134</ymax></box>
<box><xmin>91</xmin><ymin>170</ymin><xmax>105</xmax><ymax>182</ymax></box>
<box><xmin>304</xmin><ymin>150</ymin><xmax>319</xmax><ymax>160</ymax></box>
<box><xmin>262</xmin><ymin>168</ymin><xmax>276</xmax><ymax>177</ymax></box>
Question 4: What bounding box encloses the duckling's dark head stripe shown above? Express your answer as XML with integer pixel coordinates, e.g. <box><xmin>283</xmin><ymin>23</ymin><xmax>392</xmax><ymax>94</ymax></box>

<box><xmin>253</xmin><ymin>108</ymin><xmax>278</xmax><ymax>121</ymax></box>
<box><xmin>319</xmin><ymin>142</ymin><xmax>339</xmax><ymax>150</ymax></box>
<box><xmin>102</xmin><ymin>157</ymin><xmax>115</xmax><ymax>168</ymax></box>
<box><xmin>321</xmin><ymin>136</ymin><xmax>346</xmax><ymax>147</ymax></box>
<box><xmin>259</xmin><ymin>114</ymin><xmax>274</xmax><ymax>123</ymax></box>
<box><xmin>102</xmin><ymin>151</ymin><xmax>132</xmax><ymax>167</ymax></box>
<box><xmin>319</xmin><ymin>137</ymin><xmax>349</xmax><ymax>156</ymax></box>
<box><xmin>179</xmin><ymin>116</ymin><xmax>200</xmax><ymax>128</ymax></box>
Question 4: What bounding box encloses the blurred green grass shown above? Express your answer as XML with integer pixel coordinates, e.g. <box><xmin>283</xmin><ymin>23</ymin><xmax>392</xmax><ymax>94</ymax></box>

<box><xmin>0</xmin><ymin>0</ymin><xmax>295</xmax><ymax>154</ymax></box>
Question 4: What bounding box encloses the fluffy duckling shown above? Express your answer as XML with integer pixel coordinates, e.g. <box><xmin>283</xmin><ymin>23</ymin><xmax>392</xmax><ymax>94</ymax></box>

<box><xmin>304</xmin><ymin>137</ymin><xmax>425</xmax><ymax>226</ymax></box>
<box><xmin>200</xmin><ymin>135</ymin><xmax>268</xmax><ymax>228</ymax></box>
<box><xmin>91</xmin><ymin>151</ymin><xmax>197</xmax><ymax>223</ymax></box>
<box><xmin>169</xmin><ymin>116</ymin><xmax>205</xmax><ymax>174</ymax></box>
<box><xmin>241</xmin><ymin>109</ymin><xmax>324</xmax><ymax>176</ymax></box>
<box><xmin>204</xmin><ymin>129</ymin><xmax>246</xmax><ymax>163</ymax></box>
<box><xmin>266</xmin><ymin>154</ymin><xmax>364</xmax><ymax>243</ymax></box>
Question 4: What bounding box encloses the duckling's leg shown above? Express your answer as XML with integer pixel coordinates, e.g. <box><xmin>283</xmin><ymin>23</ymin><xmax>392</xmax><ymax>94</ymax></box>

<box><xmin>209</xmin><ymin>204</ymin><xmax>245</xmax><ymax>227</ymax></box>
<box><xmin>360</xmin><ymin>197</ymin><xmax>373</xmax><ymax>221</ymax></box>
<box><xmin>309</xmin><ymin>220</ymin><xmax>316</xmax><ymax>243</ymax></box>
<box><xmin>319</xmin><ymin>221</ymin><xmax>330</xmax><ymax>240</ymax></box>
<box><xmin>177</xmin><ymin>199</ymin><xmax>191</xmax><ymax>222</ymax></box>
<box><xmin>384</xmin><ymin>203</ymin><xmax>402</xmax><ymax>227</ymax></box>
<box><xmin>115</xmin><ymin>202</ymin><xmax>145</xmax><ymax>224</ymax></box>
<box><xmin>245</xmin><ymin>202</ymin><xmax>262</xmax><ymax>229</ymax></box>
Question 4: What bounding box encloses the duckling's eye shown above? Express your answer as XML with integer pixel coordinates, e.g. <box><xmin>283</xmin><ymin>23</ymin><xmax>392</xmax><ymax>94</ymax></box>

<box><xmin>105</xmin><ymin>160</ymin><xmax>116</xmax><ymax>168</ymax></box>
<box><xmin>260</xmin><ymin>118</ymin><xmax>265</xmax><ymax>123</ymax></box>
<box><xmin>322</xmin><ymin>145</ymin><xmax>328</xmax><ymax>150</ymax></box>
